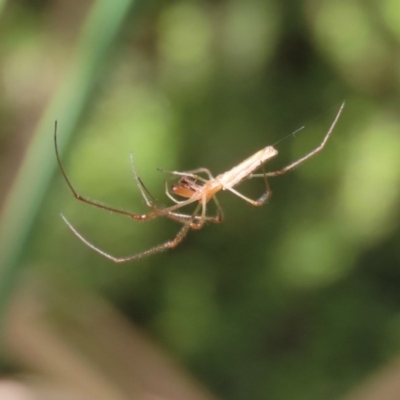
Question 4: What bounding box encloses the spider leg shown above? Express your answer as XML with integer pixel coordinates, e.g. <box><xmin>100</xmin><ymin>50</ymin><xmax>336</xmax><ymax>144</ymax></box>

<box><xmin>163</xmin><ymin>177</ymin><xmax>223</xmax><ymax>224</ymax></box>
<box><xmin>167</xmin><ymin>210</ymin><xmax>221</xmax><ymax>223</ymax></box>
<box><xmin>54</xmin><ymin>124</ymin><xmax>159</xmax><ymax>222</ymax></box>
<box><xmin>164</xmin><ymin>180</ymin><xmax>182</xmax><ymax>204</ymax></box>
<box><xmin>225</xmin><ymin>186</ymin><xmax>271</xmax><ymax>206</ymax></box>
<box><xmin>163</xmin><ymin>182</ymin><xmax>223</xmax><ymax>222</ymax></box>
<box><xmin>130</xmin><ymin>155</ymin><xmax>223</xmax><ymax>228</ymax></box>
<box><xmin>186</xmin><ymin>193</ymin><xmax>207</xmax><ymax>229</ymax></box>
<box><xmin>164</xmin><ymin>192</ymin><xmax>223</xmax><ymax>225</ymax></box>
<box><xmin>250</xmin><ymin>101</ymin><xmax>345</xmax><ymax>179</ymax></box>
<box><xmin>160</xmin><ymin>167</ymin><xmax>222</xmax><ymax>223</ymax></box>
<box><xmin>59</xmin><ymin>202</ymin><xmax>203</xmax><ymax>263</ymax></box>
<box><xmin>163</xmin><ymin>192</ymin><xmax>209</xmax><ymax>230</ymax></box>
<box><xmin>224</xmin><ymin>163</ymin><xmax>272</xmax><ymax>206</ymax></box>
<box><xmin>129</xmin><ymin>153</ymin><xmax>201</xmax><ymax>220</ymax></box>
<box><xmin>157</xmin><ymin>168</ymin><xmax>214</xmax><ymax>183</ymax></box>
<box><xmin>211</xmin><ymin>195</ymin><xmax>224</xmax><ymax>222</ymax></box>
<box><xmin>184</xmin><ymin>167</ymin><xmax>214</xmax><ymax>178</ymax></box>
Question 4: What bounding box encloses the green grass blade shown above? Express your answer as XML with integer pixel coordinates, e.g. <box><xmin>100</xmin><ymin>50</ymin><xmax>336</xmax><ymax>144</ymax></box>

<box><xmin>0</xmin><ymin>0</ymin><xmax>137</xmax><ymax>334</ymax></box>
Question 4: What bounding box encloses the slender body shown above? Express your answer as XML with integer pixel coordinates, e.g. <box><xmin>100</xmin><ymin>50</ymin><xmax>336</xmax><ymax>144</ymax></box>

<box><xmin>55</xmin><ymin>102</ymin><xmax>344</xmax><ymax>262</ymax></box>
<box><xmin>217</xmin><ymin>146</ymin><xmax>278</xmax><ymax>189</ymax></box>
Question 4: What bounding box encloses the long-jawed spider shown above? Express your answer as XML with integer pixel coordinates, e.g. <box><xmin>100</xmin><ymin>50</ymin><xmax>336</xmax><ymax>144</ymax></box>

<box><xmin>55</xmin><ymin>102</ymin><xmax>344</xmax><ymax>263</ymax></box>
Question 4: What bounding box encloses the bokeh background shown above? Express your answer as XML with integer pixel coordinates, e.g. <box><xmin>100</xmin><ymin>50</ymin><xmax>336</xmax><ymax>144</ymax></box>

<box><xmin>1</xmin><ymin>0</ymin><xmax>400</xmax><ymax>399</ymax></box>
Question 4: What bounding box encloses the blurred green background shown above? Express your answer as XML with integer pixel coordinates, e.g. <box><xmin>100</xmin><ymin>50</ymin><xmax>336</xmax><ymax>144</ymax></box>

<box><xmin>1</xmin><ymin>0</ymin><xmax>400</xmax><ymax>399</ymax></box>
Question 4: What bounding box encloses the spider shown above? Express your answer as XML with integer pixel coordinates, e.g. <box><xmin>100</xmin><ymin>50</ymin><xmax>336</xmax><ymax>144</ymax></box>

<box><xmin>55</xmin><ymin>102</ymin><xmax>344</xmax><ymax>263</ymax></box>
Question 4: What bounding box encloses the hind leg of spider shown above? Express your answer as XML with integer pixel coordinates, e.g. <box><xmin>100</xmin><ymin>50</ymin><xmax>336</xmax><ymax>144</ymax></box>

<box><xmin>224</xmin><ymin>162</ymin><xmax>272</xmax><ymax>206</ymax></box>
<box><xmin>250</xmin><ymin>101</ymin><xmax>345</xmax><ymax>179</ymax></box>
<box><xmin>55</xmin><ymin>123</ymin><xmax>160</xmax><ymax>222</ymax></box>
<box><xmin>59</xmin><ymin>202</ymin><xmax>203</xmax><ymax>263</ymax></box>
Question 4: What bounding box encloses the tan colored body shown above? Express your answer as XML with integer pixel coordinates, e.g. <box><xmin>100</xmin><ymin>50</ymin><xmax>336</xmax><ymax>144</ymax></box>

<box><xmin>174</xmin><ymin>146</ymin><xmax>278</xmax><ymax>202</ymax></box>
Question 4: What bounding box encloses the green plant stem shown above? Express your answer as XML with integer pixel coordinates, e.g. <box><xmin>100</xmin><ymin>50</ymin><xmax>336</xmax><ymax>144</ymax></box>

<box><xmin>0</xmin><ymin>0</ymin><xmax>137</xmax><ymax>341</ymax></box>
